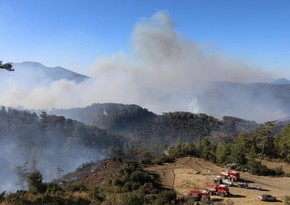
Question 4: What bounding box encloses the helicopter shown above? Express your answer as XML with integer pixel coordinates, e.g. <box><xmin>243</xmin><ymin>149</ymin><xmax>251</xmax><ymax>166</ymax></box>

<box><xmin>0</xmin><ymin>61</ymin><xmax>14</xmax><ymax>71</ymax></box>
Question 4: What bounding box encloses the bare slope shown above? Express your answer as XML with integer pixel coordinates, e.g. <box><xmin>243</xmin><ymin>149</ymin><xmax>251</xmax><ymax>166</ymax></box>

<box><xmin>146</xmin><ymin>157</ymin><xmax>290</xmax><ymax>205</ymax></box>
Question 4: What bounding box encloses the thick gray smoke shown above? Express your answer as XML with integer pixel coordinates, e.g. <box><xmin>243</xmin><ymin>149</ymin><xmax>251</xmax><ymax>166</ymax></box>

<box><xmin>0</xmin><ymin>132</ymin><xmax>103</xmax><ymax>192</ymax></box>
<box><xmin>0</xmin><ymin>11</ymin><xmax>285</xmax><ymax>122</ymax></box>
<box><xmin>0</xmin><ymin>10</ymin><xmax>288</xmax><ymax>192</ymax></box>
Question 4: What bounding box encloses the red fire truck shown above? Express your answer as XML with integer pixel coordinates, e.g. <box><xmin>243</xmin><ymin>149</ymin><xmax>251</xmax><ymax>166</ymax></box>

<box><xmin>220</xmin><ymin>170</ymin><xmax>240</xmax><ymax>181</ymax></box>
<box><xmin>206</xmin><ymin>184</ymin><xmax>230</xmax><ymax>197</ymax></box>
<box><xmin>188</xmin><ymin>190</ymin><xmax>211</xmax><ymax>201</ymax></box>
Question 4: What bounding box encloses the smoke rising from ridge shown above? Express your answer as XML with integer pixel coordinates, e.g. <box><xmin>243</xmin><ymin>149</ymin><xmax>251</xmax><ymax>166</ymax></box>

<box><xmin>0</xmin><ymin>11</ymin><xmax>286</xmax><ymax>122</ymax></box>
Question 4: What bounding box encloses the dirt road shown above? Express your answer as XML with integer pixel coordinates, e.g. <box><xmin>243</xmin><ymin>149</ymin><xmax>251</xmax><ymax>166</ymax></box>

<box><xmin>146</xmin><ymin>157</ymin><xmax>290</xmax><ymax>205</ymax></box>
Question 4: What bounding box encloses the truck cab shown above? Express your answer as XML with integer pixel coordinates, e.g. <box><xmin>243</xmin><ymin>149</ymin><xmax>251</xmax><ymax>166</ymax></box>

<box><xmin>206</xmin><ymin>184</ymin><xmax>230</xmax><ymax>197</ymax></box>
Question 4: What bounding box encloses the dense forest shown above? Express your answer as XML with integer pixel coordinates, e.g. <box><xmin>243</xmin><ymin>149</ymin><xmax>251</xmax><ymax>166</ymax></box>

<box><xmin>161</xmin><ymin>121</ymin><xmax>290</xmax><ymax>175</ymax></box>
<box><xmin>1</xmin><ymin>104</ymin><xmax>290</xmax><ymax>204</ymax></box>
<box><xmin>0</xmin><ymin>107</ymin><xmax>126</xmax><ymax>192</ymax></box>
<box><xmin>50</xmin><ymin>103</ymin><xmax>260</xmax><ymax>145</ymax></box>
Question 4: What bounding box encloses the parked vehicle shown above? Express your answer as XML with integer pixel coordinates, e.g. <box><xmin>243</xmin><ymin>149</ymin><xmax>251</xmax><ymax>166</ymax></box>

<box><xmin>222</xmin><ymin>179</ymin><xmax>233</xmax><ymax>186</ymax></box>
<box><xmin>248</xmin><ymin>183</ymin><xmax>262</xmax><ymax>190</ymax></box>
<box><xmin>213</xmin><ymin>176</ymin><xmax>233</xmax><ymax>186</ymax></box>
<box><xmin>258</xmin><ymin>194</ymin><xmax>276</xmax><ymax>201</ymax></box>
<box><xmin>237</xmin><ymin>182</ymin><xmax>248</xmax><ymax>188</ymax></box>
<box><xmin>206</xmin><ymin>184</ymin><xmax>230</xmax><ymax>197</ymax></box>
<box><xmin>188</xmin><ymin>190</ymin><xmax>211</xmax><ymax>201</ymax></box>
<box><xmin>213</xmin><ymin>175</ymin><xmax>222</xmax><ymax>184</ymax></box>
<box><xmin>220</xmin><ymin>170</ymin><xmax>240</xmax><ymax>181</ymax></box>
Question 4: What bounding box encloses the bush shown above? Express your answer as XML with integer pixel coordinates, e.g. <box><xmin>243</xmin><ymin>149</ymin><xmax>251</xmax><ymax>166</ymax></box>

<box><xmin>65</xmin><ymin>183</ymin><xmax>87</xmax><ymax>192</ymax></box>
<box><xmin>124</xmin><ymin>181</ymin><xmax>140</xmax><ymax>192</ymax></box>
<box><xmin>139</xmin><ymin>182</ymin><xmax>158</xmax><ymax>195</ymax></box>
<box><xmin>27</xmin><ymin>170</ymin><xmax>46</xmax><ymax>194</ymax></box>
<box><xmin>120</xmin><ymin>191</ymin><xmax>145</xmax><ymax>205</ymax></box>
<box><xmin>129</xmin><ymin>171</ymin><xmax>152</xmax><ymax>185</ymax></box>
<box><xmin>0</xmin><ymin>191</ymin><xmax>6</xmax><ymax>203</ymax></box>
<box><xmin>246</xmin><ymin>160</ymin><xmax>277</xmax><ymax>176</ymax></box>
<box><xmin>284</xmin><ymin>196</ymin><xmax>290</xmax><ymax>205</ymax></box>
<box><xmin>44</xmin><ymin>182</ymin><xmax>63</xmax><ymax>194</ymax></box>
<box><xmin>274</xmin><ymin>166</ymin><xmax>285</xmax><ymax>176</ymax></box>
<box><xmin>89</xmin><ymin>187</ymin><xmax>104</xmax><ymax>203</ymax></box>
<box><xmin>153</xmin><ymin>154</ymin><xmax>173</xmax><ymax>165</ymax></box>
<box><xmin>141</xmin><ymin>157</ymin><xmax>152</xmax><ymax>165</ymax></box>
<box><xmin>120</xmin><ymin>161</ymin><xmax>142</xmax><ymax>175</ymax></box>
<box><xmin>110</xmin><ymin>178</ymin><xmax>123</xmax><ymax>186</ymax></box>
<box><xmin>168</xmin><ymin>141</ymin><xmax>196</xmax><ymax>160</ymax></box>
<box><xmin>154</xmin><ymin>190</ymin><xmax>176</xmax><ymax>205</ymax></box>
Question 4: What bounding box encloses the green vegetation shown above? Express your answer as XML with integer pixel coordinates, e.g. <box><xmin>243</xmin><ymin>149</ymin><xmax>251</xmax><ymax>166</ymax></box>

<box><xmin>284</xmin><ymin>196</ymin><xmax>290</xmax><ymax>205</ymax></box>
<box><xmin>2</xmin><ymin>104</ymin><xmax>290</xmax><ymax>204</ymax></box>
<box><xmin>0</xmin><ymin>107</ymin><xmax>127</xmax><ymax>183</ymax></box>
<box><xmin>1</xmin><ymin>160</ymin><xmax>180</xmax><ymax>205</ymax></box>
<box><xmin>0</xmin><ymin>107</ymin><xmax>125</xmax><ymax>152</ymax></box>
<box><xmin>106</xmin><ymin>119</ymin><xmax>290</xmax><ymax>177</ymax></box>
<box><xmin>52</xmin><ymin>104</ymin><xmax>251</xmax><ymax>145</ymax></box>
<box><xmin>156</xmin><ymin>121</ymin><xmax>288</xmax><ymax>177</ymax></box>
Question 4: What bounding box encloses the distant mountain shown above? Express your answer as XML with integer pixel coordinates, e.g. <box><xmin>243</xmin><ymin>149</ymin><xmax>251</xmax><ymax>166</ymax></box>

<box><xmin>1</xmin><ymin>61</ymin><xmax>290</xmax><ymax>123</ymax></box>
<box><xmin>0</xmin><ymin>62</ymin><xmax>89</xmax><ymax>89</ymax></box>
<box><xmin>273</xmin><ymin>78</ymin><xmax>290</xmax><ymax>84</ymax></box>
<box><xmin>196</xmin><ymin>81</ymin><xmax>290</xmax><ymax>122</ymax></box>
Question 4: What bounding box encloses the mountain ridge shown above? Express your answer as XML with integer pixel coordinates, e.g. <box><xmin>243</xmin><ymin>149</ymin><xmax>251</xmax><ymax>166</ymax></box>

<box><xmin>12</xmin><ymin>61</ymin><xmax>89</xmax><ymax>83</ymax></box>
<box><xmin>49</xmin><ymin>103</ymin><xmax>260</xmax><ymax>144</ymax></box>
<box><xmin>2</xmin><ymin>61</ymin><xmax>290</xmax><ymax>122</ymax></box>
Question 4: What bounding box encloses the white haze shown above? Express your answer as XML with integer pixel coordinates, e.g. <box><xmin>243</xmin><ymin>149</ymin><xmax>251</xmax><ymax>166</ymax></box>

<box><xmin>0</xmin><ymin>11</ymin><xmax>288</xmax><ymax>192</ymax></box>
<box><xmin>0</xmin><ymin>130</ymin><xmax>104</xmax><ymax>192</ymax></box>
<box><xmin>0</xmin><ymin>11</ymin><xmax>285</xmax><ymax>122</ymax></box>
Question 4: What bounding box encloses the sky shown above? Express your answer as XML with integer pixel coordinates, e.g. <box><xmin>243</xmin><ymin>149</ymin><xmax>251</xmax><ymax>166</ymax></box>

<box><xmin>1</xmin><ymin>0</ymin><xmax>290</xmax><ymax>77</ymax></box>
<box><xmin>2</xmin><ymin>0</ymin><xmax>290</xmax><ymax>192</ymax></box>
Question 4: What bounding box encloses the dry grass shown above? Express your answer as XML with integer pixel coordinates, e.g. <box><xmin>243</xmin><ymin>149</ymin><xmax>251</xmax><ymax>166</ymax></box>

<box><xmin>261</xmin><ymin>159</ymin><xmax>290</xmax><ymax>173</ymax></box>
<box><xmin>146</xmin><ymin>157</ymin><xmax>290</xmax><ymax>205</ymax></box>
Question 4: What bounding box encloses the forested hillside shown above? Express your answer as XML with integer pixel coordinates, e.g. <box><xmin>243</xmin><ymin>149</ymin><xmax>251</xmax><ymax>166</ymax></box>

<box><xmin>0</xmin><ymin>104</ymin><xmax>260</xmax><ymax>192</ymax></box>
<box><xmin>0</xmin><ymin>107</ymin><xmax>126</xmax><ymax>191</ymax></box>
<box><xmin>0</xmin><ymin>105</ymin><xmax>290</xmax><ymax>204</ymax></box>
<box><xmin>50</xmin><ymin>103</ymin><xmax>259</xmax><ymax>144</ymax></box>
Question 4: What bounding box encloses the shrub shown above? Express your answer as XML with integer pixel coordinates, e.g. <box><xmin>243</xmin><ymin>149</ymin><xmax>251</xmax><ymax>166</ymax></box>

<box><xmin>153</xmin><ymin>190</ymin><xmax>176</xmax><ymax>205</ymax></box>
<box><xmin>153</xmin><ymin>154</ymin><xmax>173</xmax><ymax>165</ymax></box>
<box><xmin>139</xmin><ymin>182</ymin><xmax>158</xmax><ymax>195</ymax></box>
<box><xmin>44</xmin><ymin>182</ymin><xmax>63</xmax><ymax>194</ymax></box>
<box><xmin>120</xmin><ymin>191</ymin><xmax>145</xmax><ymax>205</ymax></box>
<box><xmin>65</xmin><ymin>183</ymin><xmax>87</xmax><ymax>192</ymax></box>
<box><xmin>284</xmin><ymin>196</ymin><xmax>290</xmax><ymax>205</ymax></box>
<box><xmin>0</xmin><ymin>191</ymin><xmax>6</xmax><ymax>203</ymax></box>
<box><xmin>124</xmin><ymin>181</ymin><xmax>140</xmax><ymax>192</ymax></box>
<box><xmin>129</xmin><ymin>171</ymin><xmax>152</xmax><ymax>185</ymax></box>
<box><xmin>274</xmin><ymin>166</ymin><xmax>285</xmax><ymax>176</ymax></box>
<box><xmin>89</xmin><ymin>187</ymin><xmax>104</xmax><ymax>203</ymax></box>
<box><xmin>141</xmin><ymin>157</ymin><xmax>152</xmax><ymax>165</ymax></box>
<box><xmin>120</xmin><ymin>161</ymin><xmax>142</xmax><ymax>175</ymax></box>
<box><xmin>27</xmin><ymin>170</ymin><xmax>46</xmax><ymax>194</ymax></box>
<box><xmin>246</xmin><ymin>160</ymin><xmax>277</xmax><ymax>176</ymax></box>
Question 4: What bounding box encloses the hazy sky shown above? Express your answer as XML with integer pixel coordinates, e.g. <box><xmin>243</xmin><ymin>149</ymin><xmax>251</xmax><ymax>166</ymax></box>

<box><xmin>1</xmin><ymin>0</ymin><xmax>290</xmax><ymax>77</ymax></box>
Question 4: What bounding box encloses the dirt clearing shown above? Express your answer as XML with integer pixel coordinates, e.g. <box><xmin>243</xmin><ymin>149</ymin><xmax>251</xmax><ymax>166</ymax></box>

<box><xmin>146</xmin><ymin>157</ymin><xmax>290</xmax><ymax>204</ymax></box>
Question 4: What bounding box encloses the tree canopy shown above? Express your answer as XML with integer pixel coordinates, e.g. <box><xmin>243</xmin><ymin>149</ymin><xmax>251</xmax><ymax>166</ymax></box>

<box><xmin>0</xmin><ymin>61</ymin><xmax>14</xmax><ymax>71</ymax></box>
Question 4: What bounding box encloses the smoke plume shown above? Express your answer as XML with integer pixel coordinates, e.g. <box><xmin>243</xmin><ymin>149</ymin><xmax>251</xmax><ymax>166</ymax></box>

<box><xmin>0</xmin><ymin>11</ymin><xmax>285</xmax><ymax>122</ymax></box>
<box><xmin>0</xmin><ymin>10</ymin><xmax>288</xmax><ymax>192</ymax></box>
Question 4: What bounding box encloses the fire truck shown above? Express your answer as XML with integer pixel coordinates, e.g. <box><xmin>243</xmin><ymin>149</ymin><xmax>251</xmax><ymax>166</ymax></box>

<box><xmin>188</xmin><ymin>190</ymin><xmax>211</xmax><ymax>201</ymax></box>
<box><xmin>220</xmin><ymin>170</ymin><xmax>240</xmax><ymax>181</ymax></box>
<box><xmin>206</xmin><ymin>184</ymin><xmax>230</xmax><ymax>197</ymax></box>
